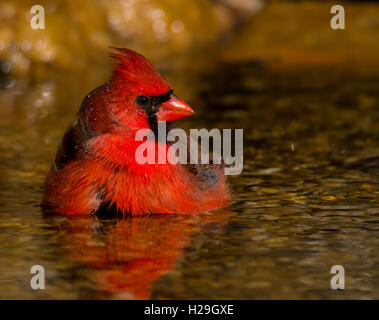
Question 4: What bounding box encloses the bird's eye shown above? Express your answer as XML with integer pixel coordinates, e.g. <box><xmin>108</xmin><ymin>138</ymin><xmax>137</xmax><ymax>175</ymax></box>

<box><xmin>136</xmin><ymin>95</ymin><xmax>150</xmax><ymax>107</ymax></box>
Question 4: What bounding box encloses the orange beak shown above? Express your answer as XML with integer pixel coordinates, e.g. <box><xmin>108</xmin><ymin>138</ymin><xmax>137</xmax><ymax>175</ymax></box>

<box><xmin>157</xmin><ymin>95</ymin><xmax>195</xmax><ymax>122</ymax></box>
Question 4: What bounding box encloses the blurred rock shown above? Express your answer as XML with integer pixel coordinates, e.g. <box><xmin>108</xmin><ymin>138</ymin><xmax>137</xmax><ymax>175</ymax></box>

<box><xmin>222</xmin><ymin>2</ymin><xmax>379</xmax><ymax>72</ymax></box>
<box><xmin>219</xmin><ymin>0</ymin><xmax>264</xmax><ymax>17</ymax></box>
<box><xmin>0</xmin><ymin>0</ymin><xmax>261</xmax><ymax>78</ymax></box>
<box><xmin>0</xmin><ymin>0</ymin><xmax>110</xmax><ymax>77</ymax></box>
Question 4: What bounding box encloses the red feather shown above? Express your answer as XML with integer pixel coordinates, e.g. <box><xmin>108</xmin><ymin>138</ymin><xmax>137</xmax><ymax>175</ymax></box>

<box><xmin>43</xmin><ymin>48</ymin><xmax>231</xmax><ymax>215</ymax></box>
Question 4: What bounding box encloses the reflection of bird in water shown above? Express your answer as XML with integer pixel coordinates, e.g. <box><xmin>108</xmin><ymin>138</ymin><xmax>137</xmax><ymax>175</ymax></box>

<box><xmin>52</xmin><ymin>210</ymin><xmax>232</xmax><ymax>299</ymax></box>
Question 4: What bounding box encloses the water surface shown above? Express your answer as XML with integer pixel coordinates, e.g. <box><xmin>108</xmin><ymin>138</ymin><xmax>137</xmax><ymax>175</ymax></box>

<box><xmin>0</xmin><ymin>61</ymin><xmax>378</xmax><ymax>299</ymax></box>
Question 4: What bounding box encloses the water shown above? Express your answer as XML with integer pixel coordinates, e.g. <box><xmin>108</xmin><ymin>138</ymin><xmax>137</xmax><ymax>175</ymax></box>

<box><xmin>0</xmin><ymin>60</ymin><xmax>378</xmax><ymax>299</ymax></box>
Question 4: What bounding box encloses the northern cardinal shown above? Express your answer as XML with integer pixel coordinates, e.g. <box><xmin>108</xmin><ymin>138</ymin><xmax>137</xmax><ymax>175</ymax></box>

<box><xmin>43</xmin><ymin>48</ymin><xmax>231</xmax><ymax>215</ymax></box>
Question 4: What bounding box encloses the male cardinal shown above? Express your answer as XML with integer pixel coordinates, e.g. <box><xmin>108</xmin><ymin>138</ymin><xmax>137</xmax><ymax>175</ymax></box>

<box><xmin>43</xmin><ymin>48</ymin><xmax>230</xmax><ymax>215</ymax></box>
